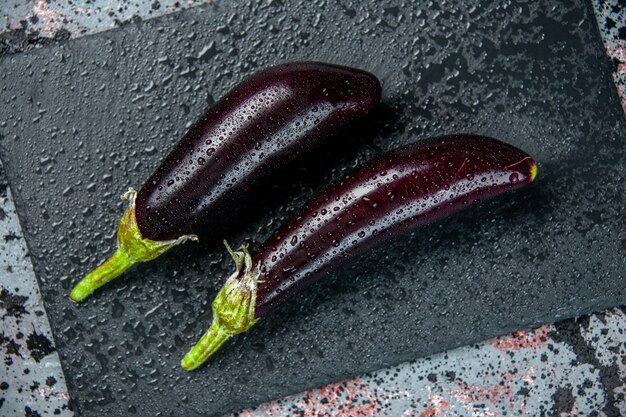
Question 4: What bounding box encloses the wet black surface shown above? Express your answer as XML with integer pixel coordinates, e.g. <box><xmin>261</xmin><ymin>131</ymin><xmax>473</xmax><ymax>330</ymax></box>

<box><xmin>0</xmin><ymin>0</ymin><xmax>624</xmax><ymax>416</ymax></box>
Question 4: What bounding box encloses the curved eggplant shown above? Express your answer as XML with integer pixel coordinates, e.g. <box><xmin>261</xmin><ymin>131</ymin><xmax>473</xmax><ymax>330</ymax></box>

<box><xmin>181</xmin><ymin>134</ymin><xmax>537</xmax><ymax>370</ymax></box>
<box><xmin>70</xmin><ymin>62</ymin><xmax>381</xmax><ymax>302</ymax></box>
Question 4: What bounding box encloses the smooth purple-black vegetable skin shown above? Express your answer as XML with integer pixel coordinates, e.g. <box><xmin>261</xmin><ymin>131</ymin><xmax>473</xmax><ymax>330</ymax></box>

<box><xmin>136</xmin><ymin>62</ymin><xmax>382</xmax><ymax>241</ymax></box>
<box><xmin>181</xmin><ymin>134</ymin><xmax>537</xmax><ymax>370</ymax></box>
<box><xmin>253</xmin><ymin>134</ymin><xmax>536</xmax><ymax>314</ymax></box>
<box><xmin>70</xmin><ymin>62</ymin><xmax>381</xmax><ymax>303</ymax></box>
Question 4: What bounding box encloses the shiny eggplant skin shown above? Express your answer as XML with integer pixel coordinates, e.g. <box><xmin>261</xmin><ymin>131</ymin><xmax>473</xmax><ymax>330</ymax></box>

<box><xmin>252</xmin><ymin>134</ymin><xmax>536</xmax><ymax>315</ymax></box>
<box><xmin>70</xmin><ymin>62</ymin><xmax>380</xmax><ymax>303</ymax></box>
<box><xmin>180</xmin><ymin>134</ymin><xmax>537</xmax><ymax>370</ymax></box>
<box><xmin>135</xmin><ymin>62</ymin><xmax>382</xmax><ymax>241</ymax></box>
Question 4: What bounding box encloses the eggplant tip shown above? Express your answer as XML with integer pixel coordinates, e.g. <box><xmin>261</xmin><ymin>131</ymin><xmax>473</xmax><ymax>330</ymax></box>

<box><xmin>180</xmin><ymin>353</ymin><xmax>199</xmax><ymax>371</ymax></box>
<box><xmin>530</xmin><ymin>162</ymin><xmax>537</xmax><ymax>182</ymax></box>
<box><xmin>69</xmin><ymin>287</ymin><xmax>87</xmax><ymax>303</ymax></box>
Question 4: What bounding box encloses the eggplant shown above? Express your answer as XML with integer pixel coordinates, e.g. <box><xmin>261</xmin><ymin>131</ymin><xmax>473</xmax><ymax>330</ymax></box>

<box><xmin>181</xmin><ymin>134</ymin><xmax>537</xmax><ymax>370</ymax></box>
<box><xmin>69</xmin><ymin>62</ymin><xmax>381</xmax><ymax>302</ymax></box>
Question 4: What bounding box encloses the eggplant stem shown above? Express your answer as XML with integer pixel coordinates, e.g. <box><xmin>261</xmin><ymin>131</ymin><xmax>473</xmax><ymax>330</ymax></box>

<box><xmin>180</xmin><ymin>318</ymin><xmax>231</xmax><ymax>371</ymax></box>
<box><xmin>70</xmin><ymin>188</ymin><xmax>198</xmax><ymax>302</ymax></box>
<box><xmin>70</xmin><ymin>248</ymin><xmax>134</xmax><ymax>302</ymax></box>
<box><xmin>181</xmin><ymin>244</ymin><xmax>260</xmax><ymax>371</ymax></box>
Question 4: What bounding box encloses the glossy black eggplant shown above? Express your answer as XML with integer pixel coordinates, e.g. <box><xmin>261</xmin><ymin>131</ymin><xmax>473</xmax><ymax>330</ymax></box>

<box><xmin>70</xmin><ymin>62</ymin><xmax>381</xmax><ymax>302</ymax></box>
<box><xmin>181</xmin><ymin>134</ymin><xmax>537</xmax><ymax>370</ymax></box>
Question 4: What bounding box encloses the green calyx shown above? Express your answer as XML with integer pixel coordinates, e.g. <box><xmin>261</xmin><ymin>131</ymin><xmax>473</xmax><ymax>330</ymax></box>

<box><xmin>181</xmin><ymin>241</ymin><xmax>260</xmax><ymax>371</ymax></box>
<box><xmin>69</xmin><ymin>188</ymin><xmax>198</xmax><ymax>303</ymax></box>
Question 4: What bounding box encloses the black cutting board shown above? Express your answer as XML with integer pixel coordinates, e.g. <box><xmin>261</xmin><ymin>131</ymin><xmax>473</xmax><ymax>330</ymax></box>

<box><xmin>1</xmin><ymin>0</ymin><xmax>624</xmax><ymax>415</ymax></box>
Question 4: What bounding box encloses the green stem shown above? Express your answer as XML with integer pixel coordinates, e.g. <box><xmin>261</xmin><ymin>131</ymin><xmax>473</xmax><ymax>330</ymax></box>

<box><xmin>181</xmin><ymin>320</ymin><xmax>231</xmax><ymax>371</ymax></box>
<box><xmin>181</xmin><ymin>242</ymin><xmax>260</xmax><ymax>371</ymax></box>
<box><xmin>70</xmin><ymin>249</ymin><xmax>134</xmax><ymax>302</ymax></box>
<box><xmin>69</xmin><ymin>188</ymin><xmax>198</xmax><ymax>303</ymax></box>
